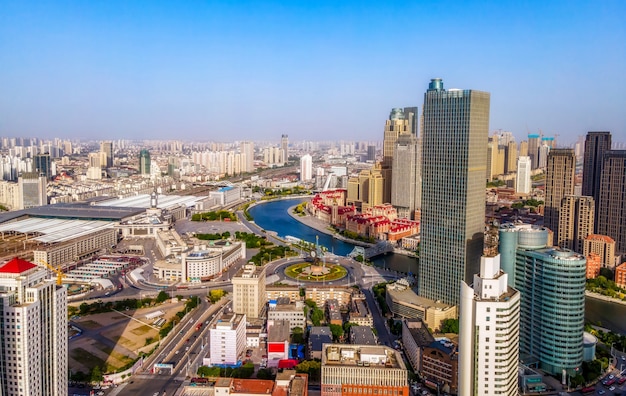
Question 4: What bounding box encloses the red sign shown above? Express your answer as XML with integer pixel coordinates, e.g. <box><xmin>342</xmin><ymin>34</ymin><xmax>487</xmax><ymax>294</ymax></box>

<box><xmin>268</xmin><ymin>343</ymin><xmax>285</xmax><ymax>353</ymax></box>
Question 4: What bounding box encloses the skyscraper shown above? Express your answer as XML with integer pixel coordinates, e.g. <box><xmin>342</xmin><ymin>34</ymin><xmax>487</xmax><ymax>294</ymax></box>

<box><xmin>582</xmin><ymin>131</ymin><xmax>612</xmax><ymax>203</ymax></box>
<box><xmin>382</xmin><ymin>108</ymin><xmax>412</xmax><ymax>204</ymax></box>
<box><xmin>281</xmin><ymin>134</ymin><xmax>289</xmax><ymax>163</ymax></box>
<box><xmin>527</xmin><ymin>134</ymin><xmax>540</xmax><ymax>169</ymax></box>
<box><xmin>597</xmin><ymin>150</ymin><xmax>626</xmax><ymax>253</ymax></box>
<box><xmin>0</xmin><ymin>258</ymin><xmax>68</xmax><ymax>396</ymax></box>
<box><xmin>459</xmin><ymin>254</ymin><xmax>520</xmax><ymax>396</ymax></box>
<box><xmin>100</xmin><ymin>141</ymin><xmax>113</xmax><ymax>169</ymax></box>
<box><xmin>300</xmin><ymin>154</ymin><xmax>312</xmax><ymax>181</ymax></box>
<box><xmin>558</xmin><ymin>195</ymin><xmax>594</xmax><ymax>252</ymax></box>
<box><xmin>18</xmin><ymin>172</ymin><xmax>47</xmax><ymax>209</ymax></box>
<box><xmin>516</xmin><ymin>156</ymin><xmax>532</xmax><ymax>194</ymax></box>
<box><xmin>34</xmin><ymin>153</ymin><xmax>52</xmax><ymax>179</ymax></box>
<box><xmin>138</xmin><ymin>149</ymin><xmax>151</xmax><ymax>176</ymax></box>
<box><xmin>240</xmin><ymin>141</ymin><xmax>255</xmax><ymax>173</ymax></box>
<box><xmin>419</xmin><ymin>78</ymin><xmax>490</xmax><ymax>306</ymax></box>
<box><xmin>499</xmin><ymin>224</ymin><xmax>585</xmax><ymax>376</ymax></box>
<box><xmin>544</xmin><ymin>149</ymin><xmax>575</xmax><ymax>243</ymax></box>
<box><xmin>391</xmin><ymin>133</ymin><xmax>421</xmax><ymax>219</ymax></box>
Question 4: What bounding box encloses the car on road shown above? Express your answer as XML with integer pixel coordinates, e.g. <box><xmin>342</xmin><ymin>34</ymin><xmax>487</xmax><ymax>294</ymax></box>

<box><xmin>597</xmin><ymin>390</ymin><xmax>605</xmax><ymax>395</ymax></box>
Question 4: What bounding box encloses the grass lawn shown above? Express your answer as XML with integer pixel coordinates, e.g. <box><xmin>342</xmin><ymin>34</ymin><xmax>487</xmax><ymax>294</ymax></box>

<box><xmin>284</xmin><ymin>262</ymin><xmax>347</xmax><ymax>282</ymax></box>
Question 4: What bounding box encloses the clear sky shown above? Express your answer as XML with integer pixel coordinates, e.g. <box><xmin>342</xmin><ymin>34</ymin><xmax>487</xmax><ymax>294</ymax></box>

<box><xmin>1</xmin><ymin>0</ymin><xmax>625</xmax><ymax>144</ymax></box>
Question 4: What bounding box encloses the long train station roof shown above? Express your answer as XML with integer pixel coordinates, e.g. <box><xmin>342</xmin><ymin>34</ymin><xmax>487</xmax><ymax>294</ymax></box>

<box><xmin>0</xmin><ymin>217</ymin><xmax>113</xmax><ymax>243</ymax></box>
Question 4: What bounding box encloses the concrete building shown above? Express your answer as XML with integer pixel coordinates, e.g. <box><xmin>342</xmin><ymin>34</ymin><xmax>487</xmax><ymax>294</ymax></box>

<box><xmin>267</xmin><ymin>320</ymin><xmax>290</xmax><ymax>367</ymax></box>
<box><xmin>87</xmin><ymin>152</ymin><xmax>102</xmax><ymax>180</ymax></box>
<box><xmin>558</xmin><ymin>195</ymin><xmax>594</xmax><ymax>252</ymax></box>
<box><xmin>583</xmin><ymin>234</ymin><xmax>616</xmax><ymax>269</ymax></box>
<box><xmin>528</xmin><ymin>134</ymin><xmax>540</xmax><ymax>169</ymax></box>
<box><xmin>308</xmin><ymin>327</ymin><xmax>332</xmax><ymax>360</ymax></box>
<box><xmin>597</xmin><ymin>150</ymin><xmax>626</xmax><ymax>253</ymax></box>
<box><xmin>516</xmin><ymin>156</ymin><xmax>532</xmax><ymax>194</ymax></box>
<box><xmin>386</xmin><ymin>279</ymin><xmax>457</xmax><ymax>332</ymax></box>
<box><xmin>209</xmin><ymin>186</ymin><xmax>242</xmax><ymax>207</ymax></box>
<box><xmin>300</xmin><ymin>154</ymin><xmax>312</xmax><ymax>181</ymax></box>
<box><xmin>544</xmin><ymin>149</ymin><xmax>576</xmax><ymax>244</ymax></box>
<box><xmin>615</xmin><ymin>262</ymin><xmax>626</xmax><ymax>289</ymax></box>
<box><xmin>401</xmin><ymin>318</ymin><xmax>434</xmax><ymax>373</ymax></box>
<box><xmin>382</xmin><ymin>108</ymin><xmax>415</xmax><ymax>204</ymax></box>
<box><xmin>326</xmin><ymin>299</ymin><xmax>342</xmax><ymax>326</ymax></box>
<box><xmin>459</xmin><ymin>254</ymin><xmax>520</xmax><ymax>396</ymax></box>
<box><xmin>266</xmin><ymin>285</ymin><xmax>301</xmax><ymax>303</ymax></box>
<box><xmin>499</xmin><ymin>223</ymin><xmax>585</xmax><ymax>376</ymax></box>
<box><xmin>139</xmin><ymin>149</ymin><xmax>151</xmax><ymax>176</ymax></box>
<box><xmin>208</xmin><ymin>313</ymin><xmax>246</xmax><ymax>367</ymax></box>
<box><xmin>586</xmin><ymin>253</ymin><xmax>602</xmax><ymax>279</ymax></box>
<box><xmin>346</xmin><ymin>165</ymin><xmax>384</xmax><ymax>212</ymax></box>
<box><xmin>422</xmin><ymin>340</ymin><xmax>459</xmax><ymax>395</ymax></box>
<box><xmin>321</xmin><ymin>344</ymin><xmax>408</xmax><ymax>396</ymax></box>
<box><xmin>281</xmin><ymin>134</ymin><xmax>289</xmax><ymax>164</ymax></box>
<box><xmin>100</xmin><ymin>141</ymin><xmax>113</xmax><ymax>169</ymax></box>
<box><xmin>240</xmin><ymin>141</ymin><xmax>254</xmax><ymax>173</ymax></box>
<box><xmin>305</xmin><ymin>286</ymin><xmax>352</xmax><ymax>309</ymax></box>
<box><xmin>267</xmin><ymin>298</ymin><xmax>306</xmax><ymax>331</ymax></box>
<box><xmin>232</xmin><ymin>264</ymin><xmax>266</xmax><ymax>320</ymax></box>
<box><xmin>0</xmin><ymin>258</ymin><xmax>67</xmax><ymax>396</ymax></box>
<box><xmin>349</xmin><ymin>326</ymin><xmax>377</xmax><ymax>346</ymax></box>
<box><xmin>348</xmin><ymin>294</ymin><xmax>373</xmax><ymax>327</ymax></box>
<box><xmin>391</xmin><ymin>132</ymin><xmax>421</xmax><ymax>219</ymax></box>
<box><xmin>419</xmin><ymin>78</ymin><xmax>489</xmax><ymax>307</ymax></box>
<box><xmin>18</xmin><ymin>172</ymin><xmax>47</xmax><ymax>209</ymax></box>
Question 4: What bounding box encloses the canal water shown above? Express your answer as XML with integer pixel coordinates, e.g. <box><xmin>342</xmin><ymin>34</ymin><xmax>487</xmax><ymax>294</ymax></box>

<box><xmin>248</xmin><ymin>199</ymin><xmax>418</xmax><ymax>274</ymax></box>
<box><xmin>249</xmin><ymin>198</ymin><xmax>626</xmax><ymax>334</ymax></box>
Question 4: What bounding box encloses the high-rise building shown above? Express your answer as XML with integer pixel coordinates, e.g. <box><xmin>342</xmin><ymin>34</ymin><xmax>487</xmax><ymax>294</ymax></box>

<box><xmin>582</xmin><ymin>132</ymin><xmax>612</xmax><ymax>209</ymax></box>
<box><xmin>419</xmin><ymin>78</ymin><xmax>490</xmax><ymax>306</ymax></box>
<box><xmin>544</xmin><ymin>149</ymin><xmax>576</xmax><ymax>243</ymax></box>
<box><xmin>346</xmin><ymin>165</ymin><xmax>384</xmax><ymax>212</ymax></box>
<box><xmin>300</xmin><ymin>154</ymin><xmax>312</xmax><ymax>181</ymax></box>
<box><xmin>519</xmin><ymin>140</ymin><xmax>528</xmax><ymax>157</ymax></box>
<box><xmin>516</xmin><ymin>156</ymin><xmax>532</xmax><ymax>194</ymax></box>
<box><xmin>366</xmin><ymin>145</ymin><xmax>376</xmax><ymax>162</ymax></box>
<box><xmin>232</xmin><ymin>264</ymin><xmax>266</xmax><ymax>319</ymax></box>
<box><xmin>558</xmin><ymin>195</ymin><xmax>594</xmax><ymax>252</ymax></box>
<box><xmin>18</xmin><ymin>172</ymin><xmax>47</xmax><ymax>209</ymax></box>
<box><xmin>382</xmin><ymin>108</ymin><xmax>412</xmax><ymax>204</ymax></box>
<box><xmin>139</xmin><ymin>149</ymin><xmax>151</xmax><ymax>176</ymax></box>
<box><xmin>207</xmin><ymin>313</ymin><xmax>246</xmax><ymax>366</ymax></box>
<box><xmin>281</xmin><ymin>134</ymin><xmax>289</xmax><ymax>163</ymax></box>
<box><xmin>499</xmin><ymin>224</ymin><xmax>585</xmax><ymax>376</ymax></box>
<box><xmin>527</xmin><ymin>134</ymin><xmax>540</xmax><ymax>169</ymax></box>
<box><xmin>33</xmin><ymin>153</ymin><xmax>52</xmax><ymax>179</ymax></box>
<box><xmin>0</xmin><ymin>258</ymin><xmax>68</xmax><ymax>396</ymax></box>
<box><xmin>240</xmin><ymin>141</ymin><xmax>254</xmax><ymax>173</ymax></box>
<box><xmin>391</xmin><ymin>133</ymin><xmax>420</xmax><ymax>219</ymax></box>
<box><xmin>100</xmin><ymin>141</ymin><xmax>113</xmax><ymax>169</ymax></box>
<box><xmin>597</xmin><ymin>151</ymin><xmax>626</xmax><ymax>254</ymax></box>
<box><xmin>506</xmin><ymin>141</ymin><xmax>518</xmax><ymax>174</ymax></box>
<box><xmin>459</xmin><ymin>254</ymin><xmax>520</xmax><ymax>396</ymax></box>
<box><xmin>583</xmin><ymin>234</ymin><xmax>616</xmax><ymax>269</ymax></box>
<box><xmin>321</xmin><ymin>344</ymin><xmax>408</xmax><ymax>396</ymax></box>
<box><xmin>87</xmin><ymin>152</ymin><xmax>102</xmax><ymax>180</ymax></box>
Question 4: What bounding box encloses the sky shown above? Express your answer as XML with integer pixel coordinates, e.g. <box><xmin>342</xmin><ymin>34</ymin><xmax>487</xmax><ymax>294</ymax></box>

<box><xmin>1</xmin><ymin>1</ymin><xmax>625</xmax><ymax>144</ymax></box>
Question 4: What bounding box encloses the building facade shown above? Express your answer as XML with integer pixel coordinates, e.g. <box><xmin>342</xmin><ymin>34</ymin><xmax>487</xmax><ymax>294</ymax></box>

<box><xmin>139</xmin><ymin>149</ymin><xmax>151</xmax><ymax>176</ymax></box>
<box><xmin>391</xmin><ymin>133</ymin><xmax>421</xmax><ymax>219</ymax></box>
<box><xmin>419</xmin><ymin>78</ymin><xmax>490</xmax><ymax>306</ymax></box>
<box><xmin>232</xmin><ymin>264</ymin><xmax>266</xmax><ymax>319</ymax></box>
<box><xmin>0</xmin><ymin>258</ymin><xmax>67</xmax><ymax>396</ymax></box>
<box><xmin>544</xmin><ymin>149</ymin><xmax>576</xmax><ymax>243</ymax></box>
<box><xmin>459</xmin><ymin>254</ymin><xmax>520</xmax><ymax>396</ymax></box>
<box><xmin>516</xmin><ymin>156</ymin><xmax>532</xmax><ymax>194</ymax></box>
<box><xmin>300</xmin><ymin>154</ymin><xmax>313</xmax><ymax>181</ymax></box>
<box><xmin>582</xmin><ymin>131</ymin><xmax>612</xmax><ymax>215</ymax></box>
<box><xmin>597</xmin><ymin>151</ymin><xmax>626</xmax><ymax>254</ymax></box>
<box><xmin>583</xmin><ymin>234</ymin><xmax>616</xmax><ymax>269</ymax></box>
<box><xmin>208</xmin><ymin>313</ymin><xmax>246</xmax><ymax>366</ymax></box>
<box><xmin>499</xmin><ymin>224</ymin><xmax>585</xmax><ymax>376</ymax></box>
<box><xmin>558</xmin><ymin>195</ymin><xmax>594</xmax><ymax>252</ymax></box>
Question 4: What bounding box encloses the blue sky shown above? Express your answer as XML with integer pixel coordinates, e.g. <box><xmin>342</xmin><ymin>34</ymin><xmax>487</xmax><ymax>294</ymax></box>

<box><xmin>1</xmin><ymin>1</ymin><xmax>625</xmax><ymax>144</ymax></box>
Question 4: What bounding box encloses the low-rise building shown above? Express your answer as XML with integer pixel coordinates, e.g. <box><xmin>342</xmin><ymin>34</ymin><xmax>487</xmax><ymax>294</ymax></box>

<box><xmin>586</xmin><ymin>252</ymin><xmax>602</xmax><ymax>279</ymax></box>
<box><xmin>348</xmin><ymin>294</ymin><xmax>373</xmax><ymax>327</ymax></box>
<box><xmin>422</xmin><ymin>340</ymin><xmax>458</xmax><ymax>395</ymax></box>
<box><xmin>208</xmin><ymin>313</ymin><xmax>246</xmax><ymax>367</ymax></box>
<box><xmin>326</xmin><ymin>299</ymin><xmax>343</xmax><ymax>326</ymax></box>
<box><xmin>321</xmin><ymin>344</ymin><xmax>408</xmax><ymax>396</ymax></box>
<box><xmin>308</xmin><ymin>327</ymin><xmax>332</xmax><ymax>360</ymax></box>
<box><xmin>305</xmin><ymin>286</ymin><xmax>352</xmax><ymax>309</ymax></box>
<box><xmin>266</xmin><ymin>285</ymin><xmax>301</xmax><ymax>303</ymax></box>
<box><xmin>401</xmin><ymin>318</ymin><xmax>434</xmax><ymax>373</ymax></box>
<box><xmin>583</xmin><ymin>234</ymin><xmax>616</xmax><ymax>269</ymax></box>
<box><xmin>267</xmin><ymin>320</ymin><xmax>290</xmax><ymax>367</ymax></box>
<box><xmin>349</xmin><ymin>326</ymin><xmax>377</xmax><ymax>345</ymax></box>
<box><xmin>267</xmin><ymin>298</ymin><xmax>306</xmax><ymax>331</ymax></box>
<box><xmin>616</xmin><ymin>262</ymin><xmax>626</xmax><ymax>289</ymax></box>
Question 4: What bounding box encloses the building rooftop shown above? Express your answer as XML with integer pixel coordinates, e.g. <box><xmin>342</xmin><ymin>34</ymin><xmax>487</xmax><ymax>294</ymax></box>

<box><xmin>268</xmin><ymin>320</ymin><xmax>290</xmax><ymax>342</ymax></box>
<box><xmin>322</xmin><ymin>344</ymin><xmax>406</xmax><ymax>370</ymax></box>
<box><xmin>386</xmin><ymin>281</ymin><xmax>454</xmax><ymax>310</ymax></box>
<box><xmin>404</xmin><ymin>318</ymin><xmax>435</xmax><ymax>347</ymax></box>
<box><xmin>0</xmin><ymin>203</ymin><xmax>144</xmax><ymax>224</ymax></box>
<box><xmin>349</xmin><ymin>326</ymin><xmax>377</xmax><ymax>345</ymax></box>
<box><xmin>230</xmin><ymin>379</ymin><xmax>275</xmax><ymax>395</ymax></box>
<box><xmin>308</xmin><ymin>327</ymin><xmax>332</xmax><ymax>352</ymax></box>
<box><xmin>234</xmin><ymin>264</ymin><xmax>265</xmax><ymax>279</ymax></box>
<box><xmin>0</xmin><ymin>257</ymin><xmax>37</xmax><ymax>274</ymax></box>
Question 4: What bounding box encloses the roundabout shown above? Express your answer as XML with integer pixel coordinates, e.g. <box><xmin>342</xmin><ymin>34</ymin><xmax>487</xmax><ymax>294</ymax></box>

<box><xmin>283</xmin><ymin>260</ymin><xmax>348</xmax><ymax>283</ymax></box>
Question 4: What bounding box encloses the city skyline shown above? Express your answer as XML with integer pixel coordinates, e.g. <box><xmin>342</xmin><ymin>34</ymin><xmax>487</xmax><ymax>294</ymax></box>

<box><xmin>1</xmin><ymin>1</ymin><xmax>625</xmax><ymax>143</ymax></box>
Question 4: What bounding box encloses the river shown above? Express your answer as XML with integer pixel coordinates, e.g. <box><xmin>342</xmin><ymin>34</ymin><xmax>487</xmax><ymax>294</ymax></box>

<box><xmin>248</xmin><ymin>198</ymin><xmax>418</xmax><ymax>274</ymax></box>
<box><xmin>249</xmin><ymin>198</ymin><xmax>626</xmax><ymax>335</ymax></box>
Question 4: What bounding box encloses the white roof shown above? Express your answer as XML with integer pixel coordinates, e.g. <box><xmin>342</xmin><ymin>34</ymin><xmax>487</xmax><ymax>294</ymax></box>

<box><xmin>0</xmin><ymin>218</ymin><xmax>113</xmax><ymax>243</ymax></box>
<box><xmin>95</xmin><ymin>194</ymin><xmax>207</xmax><ymax>209</ymax></box>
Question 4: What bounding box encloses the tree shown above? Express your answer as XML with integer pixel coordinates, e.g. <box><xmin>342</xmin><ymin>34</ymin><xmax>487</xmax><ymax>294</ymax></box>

<box><xmin>79</xmin><ymin>303</ymin><xmax>90</xmax><ymax>315</ymax></box>
<box><xmin>156</xmin><ymin>290</ymin><xmax>169</xmax><ymax>303</ymax></box>
<box><xmin>257</xmin><ymin>368</ymin><xmax>275</xmax><ymax>380</ymax></box>
<box><xmin>310</xmin><ymin>308</ymin><xmax>324</xmax><ymax>326</ymax></box>
<box><xmin>304</xmin><ymin>299</ymin><xmax>317</xmax><ymax>309</ymax></box>
<box><xmin>329</xmin><ymin>324</ymin><xmax>344</xmax><ymax>341</ymax></box>
<box><xmin>209</xmin><ymin>289</ymin><xmax>225</xmax><ymax>303</ymax></box>
<box><xmin>197</xmin><ymin>366</ymin><xmax>221</xmax><ymax>377</ymax></box>
<box><xmin>90</xmin><ymin>366</ymin><xmax>103</xmax><ymax>384</ymax></box>
<box><xmin>295</xmin><ymin>360</ymin><xmax>321</xmax><ymax>381</ymax></box>
<box><xmin>343</xmin><ymin>322</ymin><xmax>357</xmax><ymax>333</ymax></box>
<box><xmin>440</xmin><ymin>318</ymin><xmax>460</xmax><ymax>334</ymax></box>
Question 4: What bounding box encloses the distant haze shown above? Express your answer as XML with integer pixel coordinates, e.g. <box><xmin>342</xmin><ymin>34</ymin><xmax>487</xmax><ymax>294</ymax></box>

<box><xmin>1</xmin><ymin>1</ymin><xmax>625</xmax><ymax>144</ymax></box>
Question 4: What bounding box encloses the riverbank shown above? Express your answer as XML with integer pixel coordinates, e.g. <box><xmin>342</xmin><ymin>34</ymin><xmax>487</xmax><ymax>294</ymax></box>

<box><xmin>585</xmin><ymin>290</ymin><xmax>626</xmax><ymax>306</ymax></box>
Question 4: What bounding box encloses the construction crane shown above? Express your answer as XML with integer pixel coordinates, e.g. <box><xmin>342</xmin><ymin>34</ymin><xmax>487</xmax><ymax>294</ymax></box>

<box><xmin>37</xmin><ymin>260</ymin><xmax>66</xmax><ymax>285</ymax></box>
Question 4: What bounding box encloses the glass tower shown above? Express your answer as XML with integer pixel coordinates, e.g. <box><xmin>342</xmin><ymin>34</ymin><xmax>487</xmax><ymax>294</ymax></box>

<box><xmin>419</xmin><ymin>78</ymin><xmax>490</xmax><ymax>306</ymax></box>
<box><xmin>139</xmin><ymin>149</ymin><xmax>151</xmax><ymax>175</ymax></box>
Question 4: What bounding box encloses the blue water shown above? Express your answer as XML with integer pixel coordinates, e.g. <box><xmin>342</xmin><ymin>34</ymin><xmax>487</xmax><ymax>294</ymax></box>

<box><xmin>248</xmin><ymin>198</ymin><xmax>419</xmax><ymax>274</ymax></box>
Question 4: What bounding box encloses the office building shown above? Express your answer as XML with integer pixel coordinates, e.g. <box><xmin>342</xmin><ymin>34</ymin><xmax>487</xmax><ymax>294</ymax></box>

<box><xmin>267</xmin><ymin>298</ymin><xmax>306</xmax><ymax>331</ymax></box>
<box><xmin>86</xmin><ymin>152</ymin><xmax>102</xmax><ymax>180</ymax></box>
<box><xmin>583</xmin><ymin>234</ymin><xmax>616</xmax><ymax>269</ymax></box>
<box><xmin>321</xmin><ymin>344</ymin><xmax>408</xmax><ymax>396</ymax></box>
<box><xmin>544</xmin><ymin>149</ymin><xmax>576</xmax><ymax>243</ymax></box>
<box><xmin>232</xmin><ymin>264</ymin><xmax>266</xmax><ymax>319</ymax></box>
<box><xmin>18</xmin><ymin>172</ymin><xmax>47</xmax><ymax>209</ymax></box>
<box><xmin>346</xmin><ymin>165</ymin><xmax>384</xmax><ymax>212</ymax></box>
<box><xmin>582</xmin><ymin>132</ymin><xmax>612</xmax><ymax>210</ymax></box>
<box><xmin>382</xmin><ymin>108</ymin><xmax>413</xmax><ymax>204</ymax></box>
<box><xmin>367</xmin><ymin>145</ymin><xmax>376</xmax><ymax>162</ymax></box>
<box><xmin>281</xmin><ymin>134</ymin><xmax>289</xmax><ymax>163</ymax></box>
<box><xmin>419</xmin><ymin>78</ymin><xmax>490</xmax><ymax>306</ymax></box>
<box><xmin>597</xmin><ymin>151</ymin><xmax>626</xmax><ymax>253</ymax></box>
<box><xmin>100</xmin><ymin>141</ymin><xmax>113</xmax><ymax>169</ymax></box>
<box><xmin>516</xmin><ymin>156</ymin><xmax>532</xmax><ymax>194</ymax></box>
<box><xmin>33</xmin><ymin>153</ymin><xmax>52</xmax><ymax>179</ymax></box>
<box><xmin>138</xmin><ymin>149</ymin><xmax>151</xmax><ymax>176</ymax></box>
<box><xmin>506</xmin><ymin>141</ymin><xmax>518</xmax><ymax>174</ymax></box>
<box><xmin>0</xmin><ymin>257</ymin><xmax>68</xmax><ymax>396</ymax></box>
<box><xmin>499</xmin><ymin>224</ymin><xmax>585</xmax><ymax>375</ymax></box>
<box><xmin>459</xmin><ymin>254</ymin><xmax>520</xmax><ymax>396</ymax></box>
<box><xmin>558</xmin><ymin>195</ymin><xmax>594</xmax><ymax>252</ymax></box>
<box><xmin>208</xmin><ymin>313</ymin><xmax>246</xmax><ymax>367</ymax></box>
<box><xmin>391</xmin><ymin>132</ymin><xmax>420</xmax><ymax>219</ymax></box>
<box><xmin>300</xmin><ymin>154</ymin><xmax>313</xmax><ymax>181</ymax></box>
<box><xmin>528</xmin><ymin>134</ymin><xmax>540</xmax><ymax>169</ymax></box>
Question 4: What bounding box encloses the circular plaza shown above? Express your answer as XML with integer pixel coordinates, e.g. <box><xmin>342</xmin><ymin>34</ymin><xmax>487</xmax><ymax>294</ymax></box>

<box><xmin>283</xmin><ymin>260</ymin><xmax>348</xmax><ymax>283</ymax></box>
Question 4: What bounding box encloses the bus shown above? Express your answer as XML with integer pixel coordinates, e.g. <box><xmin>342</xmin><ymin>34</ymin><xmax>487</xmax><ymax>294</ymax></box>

<box><xmin>581</xmin><ymin>386</ymin><xmax>595</xmax><ymax>394</ymax></box>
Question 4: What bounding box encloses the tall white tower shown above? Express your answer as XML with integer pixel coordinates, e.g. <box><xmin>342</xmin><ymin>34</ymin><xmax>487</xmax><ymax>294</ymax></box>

<box><xmin>516</xmin><ymin>156</ymin><xmax>532</xmax><ymax>194</ymax></box>
<box><xmin>459</xmin><ymin>254</ymin><xmax>520</xmax><ymax>396</ymax></box>
<box><xmin>300</xmin><ymin>154</ymin><xmax>312</xmax><ymax>181</ymax></box>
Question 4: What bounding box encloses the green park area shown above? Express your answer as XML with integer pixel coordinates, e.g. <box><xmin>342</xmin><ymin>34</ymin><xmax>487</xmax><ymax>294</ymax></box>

<box><xmin>284</xmin><ymin>262</ymin><xmax>348</xmax><ymax>282</ymax></box>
